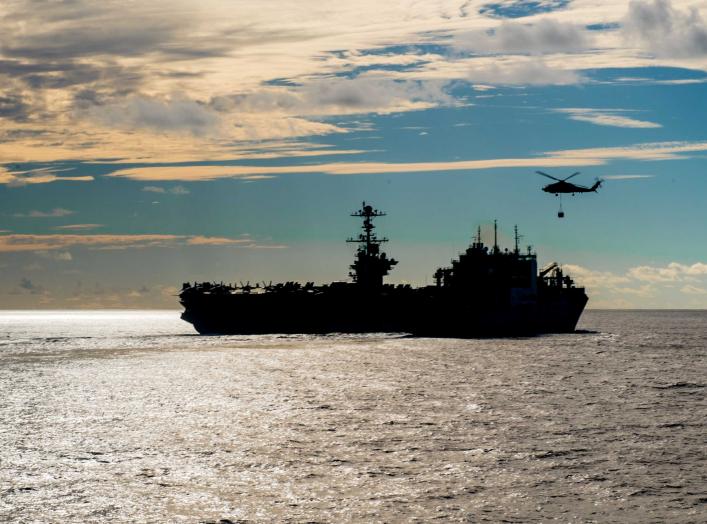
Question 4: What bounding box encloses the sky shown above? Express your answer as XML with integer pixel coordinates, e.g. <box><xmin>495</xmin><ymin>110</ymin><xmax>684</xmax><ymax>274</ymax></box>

<box><xmin>1</xmin><ymin>0</ymin><xmax>707</xmax><ymax>308</ymax></box>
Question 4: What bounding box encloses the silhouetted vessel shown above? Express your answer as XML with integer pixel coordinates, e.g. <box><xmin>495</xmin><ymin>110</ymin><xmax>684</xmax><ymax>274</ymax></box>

<box><xmin>180</xmin><ymin>203</ymin><xmax>587</xmax><ymax>336</ymax></box>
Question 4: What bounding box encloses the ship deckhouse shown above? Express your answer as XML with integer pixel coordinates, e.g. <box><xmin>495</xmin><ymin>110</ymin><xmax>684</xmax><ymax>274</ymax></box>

<box><xmin>347</xmin><ymin>202</ymin><xmax>397</xmax><ymax>290</ymax></box>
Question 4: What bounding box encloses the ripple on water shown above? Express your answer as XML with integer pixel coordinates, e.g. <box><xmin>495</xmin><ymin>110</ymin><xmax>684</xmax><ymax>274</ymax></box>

<box><xmin>0</xmin><ymin>310</ymin><xmax>706</xmax><ymax>522</ymax></box>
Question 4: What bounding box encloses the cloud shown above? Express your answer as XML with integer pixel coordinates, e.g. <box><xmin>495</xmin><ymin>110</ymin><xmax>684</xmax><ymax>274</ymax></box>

<box><xmin>554</xmin><ymin>108</ymin><xmax>662</xmax><ymax>128</ymax></box>
<box><xmin>13</xmin><ymin>208</ymin><xmax>75</xmax><ymax>218</ymax></box>
<box><xmin>83</xmin><ymin>96</ymin><xmax>221</xmax><ymax>136</ymax></box>
<box><xmin>53</xmin><ymin>224</ymin><xmax>104</xmax><ymax>231</ymax></box>
<box><xmin>106</xmin><ymin>139</ymin><xmax>707</xmax><ymax>181</ymax></box>
<box><xmin>628</xmin><ymin>262</ymin><xmax>707</xmax><ymax>282</ymax></box>
<box><xmin>623</xmin><ymin>0</ymin><xmax>707</xmax><ymax>58</ymax></box>
<box><xmin>566</xmin><ymin>261</ymin><xmax>707</xmax><ymax>308</ymax></box>
<box><xmin>37</xmin><ymin>250</ymin><xmax>73</xmax><ymax>261</ymax></box>
<box><xmin>467</xmin><ymin>58</ymin><xmax>583</xmax><ymax>85</ymax></box>
<box><xmin>0</xmin><ymin>92</ymin><xmax>32</xmax><ymax>121</ymax></box>
<box><xmin>0</xmin><ymin>233</ymin><xmax>279</xmax><ymax>252</ymax></box>
<box><xmin>603</xmin><ymin>174</ymin><xmax>654</xmax><ymax>180</ymax></box>
<box><xmin>547</xmin><ymin>140</ymin><xmax>707</xmax><ymax>162</ymax></box>
<box><xmin>187</xmin><ymin>236</ymin><xmax>253</xmax><ymax>246</ymax></box>
<box><xmin>0</xmin><ymin>166</ymin><xmax>94</xmax><ymax>186</ymax></box>
<box><xmin>107</xmin><ymin>157</ymin><xmax>592</xmax><ymax>181</ymax></box>
<box><xmin>210</xmin><ymin>77</ymin><xmax>457</xmax><ymax>117</ymax></box>
<box><xmin>142</xmin><ymin>185</ymin><xmax>190</xmax><ymax>194</ymax></box>
<box><xmin>456</xmin><ymin>19</ymin><xmax>590</xmax><ymax>55</ymax></box>
<box><xmin>0</xmin><ymin>0</ymin><xmax>704</xmax><ymax>170</ymax></box>
<box><xmin>563</xmin><ymin>264</ymin><xmax>632</xmax><ymax>287</ymax></box>
<box><xmin>170</xmin><ymin>185</ymin><xmax>190</xmax><ymax>195</ymax></box>
<box><xmin>680</xmin><ymin>284</ymin><xmax>707</xmax><ymax>295</ymax></box>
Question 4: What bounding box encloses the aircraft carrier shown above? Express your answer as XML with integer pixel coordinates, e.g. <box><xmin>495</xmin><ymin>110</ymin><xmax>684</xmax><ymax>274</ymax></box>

<box><xmin>179</xmin><ymin>202</ymin><xmax>587</xmax><ymax>336</ymax></box>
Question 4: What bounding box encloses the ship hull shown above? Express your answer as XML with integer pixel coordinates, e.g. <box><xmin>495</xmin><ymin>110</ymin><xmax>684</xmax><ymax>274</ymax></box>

<box><xmin>180</xmin><ymin>288</ymin><xmax>587</xmax><ymax>337</ymax></box>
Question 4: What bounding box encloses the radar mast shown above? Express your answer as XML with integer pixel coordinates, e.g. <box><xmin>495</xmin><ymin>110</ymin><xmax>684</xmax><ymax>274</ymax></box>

<box><xmin>347</xmin><ymin>202</ymin><xmax>397</xmax><ymax>289</ymax></box>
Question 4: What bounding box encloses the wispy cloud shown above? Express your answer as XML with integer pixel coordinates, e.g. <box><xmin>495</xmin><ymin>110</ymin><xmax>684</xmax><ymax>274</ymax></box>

<box><xmin>466</xmin><ymin>57</ymin><xmax>584</xmax><ymax>85</ymax></box>
<box><xmin>567</xmin><ymin>261</ymin><xmax>707</xmax><ymax>308</ymax></box>
<box><xmin>13</xmin><ymin>208</ymin><xmax>75</xmax><ymax>218</ymax></box>
<box><xmin>0</xmin><ymin>0</ymin><xmax>697</xmax><ymax>167</ymax></box>
<box><xmin>0</xmin><ymin>167</ymin><xmax>94</xmax><ymax>186</ymax></box>
<box><xmin>106</xmin><ymin>140</ymin><xmax>707</xmax><ymax>181</ymax></box>
<box><xmin>0</xmin><ymin>233</ymin><xmax>283</xmax><ymax>252</ymax></box>
<box><xmin>142</xmin><ymin>185</ymin><xmax>190</xmax><ymax>194</ymax></box>
<box><xmin>603</xmin><ymin>174</ymin><xmax>654</xmax><ymax>180</ymax></box>
<box><xmin>554</xmin><ymin>108</ymin><xmax>662</xmax><ymax>128</ymax></box>
<box><xmin>52</xmin><ymin>224</ymin><xmax>104</xmax><ymax>231</ymax></box>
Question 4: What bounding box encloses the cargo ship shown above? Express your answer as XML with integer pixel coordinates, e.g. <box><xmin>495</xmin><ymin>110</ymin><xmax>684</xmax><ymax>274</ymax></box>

<box><xmin>179</xmin><ymin>202</ymin><xmax>587</xmax><ymax>336</ymax></box>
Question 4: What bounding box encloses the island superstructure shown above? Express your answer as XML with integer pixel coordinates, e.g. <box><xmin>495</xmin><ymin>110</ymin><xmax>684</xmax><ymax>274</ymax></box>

<box><xmin>179</xmin><ymin>202</ymin><xmax>587</xmax><ymax>336</ymax></box>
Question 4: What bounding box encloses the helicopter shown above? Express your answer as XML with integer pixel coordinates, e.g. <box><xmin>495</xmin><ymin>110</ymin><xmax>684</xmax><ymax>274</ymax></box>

<box><xmin>536</xmin><ymin>171</ymin><xmax>603</xmax><ymax>195</ymax></box>
<box><xmin>535</xmin><ymin>171</ymin><xmax>603</xmax><ymax>218</ymax></box>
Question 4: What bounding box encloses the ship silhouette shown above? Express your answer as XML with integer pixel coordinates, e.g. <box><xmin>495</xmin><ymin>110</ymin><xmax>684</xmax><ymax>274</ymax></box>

<box><xmin>179</xmin><ymin>202</ymin><xmax>587</xmax><ymax>336</ymax></box>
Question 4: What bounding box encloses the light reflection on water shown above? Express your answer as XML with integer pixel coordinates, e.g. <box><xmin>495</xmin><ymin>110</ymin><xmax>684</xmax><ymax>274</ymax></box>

<box><xmin>0</xmin><ymin>310</ymin><xmax>705</xmax><ymax>522</ymax></box>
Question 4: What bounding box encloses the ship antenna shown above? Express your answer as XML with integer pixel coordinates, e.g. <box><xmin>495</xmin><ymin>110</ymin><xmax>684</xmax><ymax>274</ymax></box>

<box><xmin>493</xmin><ymin>219</ymin><xmax>499</xmax><ymax>254</ymax></box>
<box><xmin>514</xmin><ymin>225</ymin><xmax>523</xmax><ymax>255</ymax></box>
<box><xmin>346</xmin><ymin>201</ymin><xmax>397</xmax><ymax>288</ymax></box>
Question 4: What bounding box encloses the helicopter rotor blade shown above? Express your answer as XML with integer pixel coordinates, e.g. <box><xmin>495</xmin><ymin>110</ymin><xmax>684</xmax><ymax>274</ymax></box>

<box><xmin>562</xmin><ymin>171</ymin><xmax>581</xmax><ymax>181</ymax></box>
<box><xmin>535</xmin><ymin>171</ymin><xmax>561</xmax><ymax>181</ymax></box>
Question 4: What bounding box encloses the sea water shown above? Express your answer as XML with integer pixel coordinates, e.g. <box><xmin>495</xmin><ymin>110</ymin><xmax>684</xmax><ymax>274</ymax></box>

<box><xmin>0</xmin><ymin>310</ymin><xmax>705</xmax><ymax>522</ymax></box>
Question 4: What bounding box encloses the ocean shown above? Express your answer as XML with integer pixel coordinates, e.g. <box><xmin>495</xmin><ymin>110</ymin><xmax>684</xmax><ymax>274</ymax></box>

<box><xmin>0</xmin><ymin>310</ymin><xmax>705</xmax><ymax>523</ymax></box>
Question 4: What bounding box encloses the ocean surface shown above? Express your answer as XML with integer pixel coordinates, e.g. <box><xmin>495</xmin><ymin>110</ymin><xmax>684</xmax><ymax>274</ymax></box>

<box><xmin>0</xmin><ymin>310</ymin><xmax>705</xmax><ymax>523</ymax></box>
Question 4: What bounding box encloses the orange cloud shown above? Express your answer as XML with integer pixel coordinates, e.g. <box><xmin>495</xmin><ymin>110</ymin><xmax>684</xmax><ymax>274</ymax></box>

<box><xmin>106</xmin><ymin>140</ymin><xmax>707</xmax><ymax>182</ymax></box>
<box><xmin>0</xmin><ymin>234</ymin><xmax>272</xmax><ymax>252</ymax></box>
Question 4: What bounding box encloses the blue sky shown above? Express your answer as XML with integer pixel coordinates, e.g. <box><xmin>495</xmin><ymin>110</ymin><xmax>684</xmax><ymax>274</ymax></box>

<box><xmin>1</xmin><ymin>0</ymin><xmax>707</xmax><ymax>308</ymax></box>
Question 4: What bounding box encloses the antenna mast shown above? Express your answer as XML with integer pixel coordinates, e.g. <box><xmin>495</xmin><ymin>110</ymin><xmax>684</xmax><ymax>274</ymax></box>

<box><xmin>346</xmin><ymin>202</ymin><xmax>397</xmax><ymax>289</ymax></box>
<box><xmin>514</xmin><ymin>225</ymin><xmax>523</xmax><ymax>255</ymax></box>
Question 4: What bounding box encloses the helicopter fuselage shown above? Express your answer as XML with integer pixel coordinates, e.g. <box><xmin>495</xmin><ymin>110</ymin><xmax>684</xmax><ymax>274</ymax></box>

<box><xmin>542</xmin><ymin>180</ymin><xmax>601</xmax><ymax>195</ymax></box>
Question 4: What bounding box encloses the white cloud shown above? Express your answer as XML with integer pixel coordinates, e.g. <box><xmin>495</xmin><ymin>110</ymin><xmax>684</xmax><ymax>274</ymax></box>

<box><xmin>142</xmin><ymin>185</ymin><xmax>190</xmax><ymax>194</ymax></box>
<box><xmin>106</xmin><ymin>139</ymin><xmax>707</xmax><ymax>181</ymax></box>
<box><xmin>0</xmin><ymin>233</ymin><xmax>281</xmax><ymax>252</ymax></box>
<box><xmin>83</xmin><ymin>96</ymin><xmax>221</xmax><ymax>136</ymax></box>
<box><xmin>681</xmin><ymin>284</ymin><xmax>707</xmax><ymax>295</ymax></box>
<box><xmin>13</xmin><ymin>208</ymin><xmax>75</xmax><ymax>218</ymax></box>
<box><xmin>0</xmin><ymin>167</ymin><xmax>94</xmax><ymax>186</ymax></box>
<box><xmin>170</xmin><ymin>185</ymin><xmax>190</xmax><ymax>195</ymax></box>
<box><xmin>53</xmin><ymin>224</ymin><xmax>104</xmax><ymax>230</ymax></box>
<box><xmin>467</xmin><ymin>57</ymin><xmax>583</xmax><ymax>85</ymax></box>
<box><xmin>142</xmin><ymin>186</ymin><xmax>166</xmax><ymax>193</ymax></box>
<box><xmin>555</xmin><ymin>108</ymin><xmax>662</xmax><ymax>128</ymax></box>
<box><xmin>603</xmin><ymin>174</ymin><xmax>654</xmax><ymax>180</ymax></box>
<box><xmin>456</xmin><ymin>19</ymin><xmax>591</xmax><ymax>55</ymax></box>
<box><xmin>37</xmin><ymin>250</ymin><xmax>73</xmax><ymax>261</ymax></box>
<box><xmin>623</xmin><ymin>0</ymin><xmax>707</xmax><ymax>58</ymax></box>
<box><xmin>0</xmin><ymin>0</ymin><xmax>705</xmax><ymax>169</ymax></box>
<box><xmin>566</xmin><ymin>261</ymin><xmax>707</xmax><ymax>308</ymax></box>
<box><xmin>628</xmin><ymin>262</ymin><xmax>707</xmax><ymax>282</ymax></box>
<box><xmin>211</xmin><ymin>77</ymin><xmax>457</xmax><ymax>117</ymax></box>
